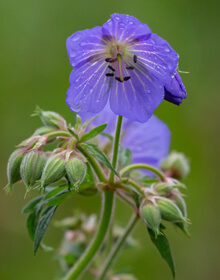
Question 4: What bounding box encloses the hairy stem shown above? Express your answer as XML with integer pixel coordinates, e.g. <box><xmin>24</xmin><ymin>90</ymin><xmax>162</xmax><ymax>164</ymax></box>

<box><xmin>109</xmin><ymin>116</ymin><xmax>123</xmax><ymax>183</ymax></box>
<box><xmin>97</xmin><ymin>214</ymin><xmax>139</xmax><ymax>280</ymax></box>
<box><xmin>63</xmin><ymin>190</ymin><xmax>114</xmax><ymax>280</ymax></box>
<box><xmin>120</xmin><ymin>163</ymin><xmax>165</xmax><ymax>181</ymax></box>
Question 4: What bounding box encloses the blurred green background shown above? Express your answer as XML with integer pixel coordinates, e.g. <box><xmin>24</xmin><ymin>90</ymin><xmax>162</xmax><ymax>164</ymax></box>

<box><xmin>0</xmin><ymin>0</ymin><xmax>219</xmax><ymax>279</ymax></box>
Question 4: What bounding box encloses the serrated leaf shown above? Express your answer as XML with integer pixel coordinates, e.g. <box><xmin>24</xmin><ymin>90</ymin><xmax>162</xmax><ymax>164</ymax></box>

<box><xmin>81</xmin><ymin>143</ymin><xmax>119</xmax><ymax>177</ymax></box>
<box><xmin>22</xmin><ymin>196</ymin><xmax>44</xmax><ymax>214</ymax></box>
<box><xmin>34</xmin><ymin>206</ymin><xmax>57</xmax><ymax>255</ymax></box>
<box><xmin>118</xmin><ymin>146</ymin><xmax>132</xmax><ymax>169</ymax></box>
<box><xmin>148</xmin><ymin>227</ymin><xmax>175</xmax><ymax>278</ymax></box>
<box><xmin>68</xmin><ymin>127</ymin><xmax>79</xmax><ymax>141</ymax></box>
<box><xmin>80</xmin><ymin>123</ymin><xmax>107</xmax><ymax>143</ymax></box>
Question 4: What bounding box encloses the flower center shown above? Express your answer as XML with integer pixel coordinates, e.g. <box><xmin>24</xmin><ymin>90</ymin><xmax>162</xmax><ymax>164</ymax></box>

<box><xmin>105</xmin><ymin>43</ymin><xmax>137</xmax><ymax>83</ymax></box>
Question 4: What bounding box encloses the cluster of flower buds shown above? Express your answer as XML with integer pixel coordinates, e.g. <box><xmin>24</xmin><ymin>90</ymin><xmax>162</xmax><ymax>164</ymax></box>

<box><xmin>140</xmin><ymin>180</ymin><xmax>189</xmax><ymax>237</ymax></box>
<box><xmin>4</xmin><ymin>108</ymin><xmax>87</xmax><ymax>195</ymax></box>
<box><xmin>160</xmin><ymin>151</ymin><xmax>190</xmax><ymax>179</ymax></box>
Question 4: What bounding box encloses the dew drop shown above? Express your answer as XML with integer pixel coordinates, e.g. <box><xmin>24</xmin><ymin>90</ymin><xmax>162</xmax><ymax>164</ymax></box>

<box><xmin>72</xmin><ymin>35</ymin><xmax>81</xmax><ymax>42</ymax></box>
<box><xmin>96</xmin><ymin>99</ymin><xmax>100</xmax><ymax>103</ymax></box>
<box><xmin>151</xmin><ymin>39</ymin><xmax>156</xmax><ymax>44</ymax></box>
<box><xmin>128</xmin><ymin>21</ymin><xmax>134</xmax><ymax>25</ymax></box>
<box><xmin>163</xmin><ymin>45</ymin><xmax>170</xmax><ymax>52</ymax></box>
<box><xmin>115</xmin><ymin>16</ymin><xmax>120</xmax><ymax>20</ymax></box>
<box><xmin>147</xmin><ymin>89</ymin><xmax>151</xmax><ymax>93</ymax></box>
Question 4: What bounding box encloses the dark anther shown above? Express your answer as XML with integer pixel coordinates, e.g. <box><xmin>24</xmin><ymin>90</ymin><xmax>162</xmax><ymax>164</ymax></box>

<box><xmin>106</xmin><ymin>73</ymin><xmax>114</xmax><ymax>77</ymax></box>
<box><xmin>124</xmin><ymin>76</ymin><xmax>131</xmax><ymax>81</ymax></box>
<box><xmin>126</xmin><ymin>66</ymin><xmax>134</xmax><ymax>70</ymax></box>
<box><xmin>108</xmin><ymin>65</ymin><xmax>116</xmax><ymax>72</ymax></box>
<box><xmin>115</xmin><ymin>77</ymin><xmax>123</xmax><ymax>82</ymax></box>
<box><xmin>105</xmin><ymin>57</ymin><xmax>117</xmax><ymax>63</ymax></box>
<box><xmin>133</xmin><ymin>55</ymin><xmax>137</xmax><ymax>63</ymax></box>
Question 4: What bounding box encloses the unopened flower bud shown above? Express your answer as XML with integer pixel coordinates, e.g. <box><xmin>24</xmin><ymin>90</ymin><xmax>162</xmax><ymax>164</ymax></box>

<box><xmin>157</xmin><ymin>198</ymin><xmax>186</xmax><ymax>223</ymax></box>
<box><xmin>33</xmin><ymin>126</ymin><xmax>55</xmax><ymax>136</ymax></box>
<box><xmin>4</xmin><ymin>149</ymin><xmax>27</xmax><ymax>193</ymax></box>
<box><xmin>34</xmin><ymin>107</ymin><xmax>67</xmax><ymax>129</ymax></box>
<box><xmin>160</xmin><ymin>151</ymin><xmax>190</xmax><ymax>179</ymax></box>
<box><xmin>141</xmin><ymin>202</ymin><xmax>161</xmax><ymax>237</ymax></box>
<box><xmin>154</xmin><ymin>182</ymin><xmax>173</xmax><ymax>196</ymax></box>
<box><xmin>65</xmin><ymin>157</ymin><xmax>87</xmax><ymax>187</ymax></box>
<box><xmin>41</xmin><ymin>153</ymin><xmax>66</xmax><ymax>188</ymax></box>
<box><xmin>171</xmin><ymin>192</ymin><xmax>187</xmax><ymax>217</ymax></box>
<box><xmin>20</xmin><ymin>150</ymin><xmax>46</xmax><ymax>191</ymax></box>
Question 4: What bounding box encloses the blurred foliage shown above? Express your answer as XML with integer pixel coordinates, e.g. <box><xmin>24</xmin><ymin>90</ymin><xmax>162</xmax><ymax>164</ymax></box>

<box><xmin>0</xmin><ymin>0</ymin><xmax>219</xmax><ymax>279</ymax></box>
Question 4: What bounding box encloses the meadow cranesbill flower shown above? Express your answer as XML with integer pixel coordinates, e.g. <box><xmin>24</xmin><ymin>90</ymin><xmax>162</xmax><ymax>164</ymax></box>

<box><xmin>164</xmin><ymin>70</ymin><xmax>187</xmax><ymax>105</ymax></box>
<box><xmin>66</xmin><ymin>13</ymin><xmax>179</xmax><ymax>122</ymax></box>
<box><xmin>80</xmin><ymin>104</ymin><xmax>170</xmax><ymax>169</ymax></box>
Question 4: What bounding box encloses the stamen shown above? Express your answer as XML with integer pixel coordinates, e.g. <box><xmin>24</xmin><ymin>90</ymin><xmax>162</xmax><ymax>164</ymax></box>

<box><xmin>115</xmin><ymin>77</ymin><xmax>123</xmax><ymax>82</ymax></box>
<box><xmin>108</xmin><ymin>65</ymin><xmax>115</xmax><ymax>72</ymax></box>
<box><xmin>126</xmin><ymin>66</ymin><xmax>134</xmax><ymax>70</ymax></box>
<box><xmin>106</xmin><ymin>73</ymin><xmax>114</xmax><ymax>77</ymax></box>
<box><xmin>105</xmin><ymin>57</ymin><xmax>117</xmax><ymax>63</ymax></box>
<box><xmin>133</xmin><ymin>55</ymin><xmax>137</xmax><ymax>63</ymax></box>
<box><xmin>124</xmin><ymin>76</ymin><xmax>131</xmax><ymax>81</ymax></box>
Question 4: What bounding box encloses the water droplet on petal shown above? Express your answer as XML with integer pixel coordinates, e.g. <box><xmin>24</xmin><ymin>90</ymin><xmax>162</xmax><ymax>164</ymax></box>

<box><xmin>163</xmin><ymin>45</ymin><xmax>170</xmax><ymax>52</ymax></box>
<box><xmin>96</xmin><ymin>99</ymin><xmax>100</xmax><ymax>103</ymax></box>
<box><xmin>147</xmin><ymin>89</ymin><xmax>151</xmax><ymax>93</ymax></box>
<box><xmin>72</xmin><ymin>35</ymin><xmax>81</xmax><ymax>42</ymax></box>
<box><xmin>128</xmin><ymin>21</ymin><xmax>134</xmax><ymax>25</ymax></box>
<box><xmin>115</xmin><ymin>16</ymin><xmax>120</xmax><ymax>20</ymax></box>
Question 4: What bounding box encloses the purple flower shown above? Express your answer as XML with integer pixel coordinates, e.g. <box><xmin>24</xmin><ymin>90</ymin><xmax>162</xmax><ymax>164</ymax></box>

<box><xmin>66</xmin><ymin>13</ymin><xmax>179</xmax><ymax>123</ymax></box>
<box><xmin>80</xmin><ymin>104</ymin><xmax>170</xmax><ymax>169</ymax></box>
<box><xmin>164</xmin><ymin>71</ymin><xmax>187</xmax><ymax>105</ymax></box>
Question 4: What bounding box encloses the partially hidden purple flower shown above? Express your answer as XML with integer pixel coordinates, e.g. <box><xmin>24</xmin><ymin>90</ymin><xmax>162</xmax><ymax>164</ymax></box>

<box><xmin>80</xmin><ymin>104</ymin><xmax>170</xmax><ymax>169</ymax></box>
<box><xmin>164</xmin><ymin>71</ymin><xmax>187</xmax><ymax>105</ymax></box>
<box><xmin>66</xmin><ymin>13</ymin><xmax>179</xmax><ymax>123</ymax></box>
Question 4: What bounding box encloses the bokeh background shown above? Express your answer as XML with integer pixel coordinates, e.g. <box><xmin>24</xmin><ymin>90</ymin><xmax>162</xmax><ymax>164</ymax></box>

<box><xmin>0</xmin><ymin>0</ymin><xmax>219</xmax><ymax>279</ymax></box>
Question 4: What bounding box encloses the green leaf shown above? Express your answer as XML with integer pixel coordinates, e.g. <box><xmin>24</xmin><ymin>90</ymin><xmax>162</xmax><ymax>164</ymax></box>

<box><xmin>118</xmin><ymin>146</ymin><xmax>132</xmax><ymax>169</ymax></box>
<box><xmin>68</xmin><ymin>127</ymin><xmax>79</xmax><ymax>141</ymax></box>
<box><xmin>81</xmin><ymin>143</ymin><xmax>119</xmax><ymax>177</ymax></box>
<box><xmin>82</xmin><ymin>115</ymin><xmax>99</xmax><ymax>129</ymax></box>
<box><xmin>44</xmin><ymin>187</ymin><xmax>73</xmax><ymax>206</ymax></box>
<box><xmin>22</xmin><ymin>196</ymin><xmax>44</xmax><ymax>214</ymax></box>
<box><xmin>80</xmin><ymin>123</ymin><xmax>107</xmax><ymax>143</ymax></box>
<box><xmin>27</xmin><ymin>212</ymin><xmax>38</xmax><ymax>241</ymax></box>
<box><xmin>46</xmin><ymin>191</ymin><xmax>72</xmax><ymax>206</ymax></box>
<box><xmin>147</xmin><ymin>227</ymin><xmax>175</xmax><ymax>278</ymax></box>
<box><xmin>44</xmin><ymin>186</ymin><xmax>68</xmax><ymax>200</ymax></box>
<box><xmin>34</xmin><ymin>206</ymin><xmax>58</xmax><ymax>255</ymax></box>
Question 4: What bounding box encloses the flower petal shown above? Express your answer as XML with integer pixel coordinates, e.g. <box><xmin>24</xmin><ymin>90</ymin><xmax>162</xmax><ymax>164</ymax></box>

<box><xmin>164</xmin><ymin>71</ymin><xmax>187</xmax><ymax>105</ymax></box>
<box><xmin>66</xmin><ymin>60</ymin><xmax>110</xmax><ymax>113</ymax></box>
<box><xmin>102</xmin><ymin>13</ymin><xmax>151</xmax><ymax>43</ymax></box>
<box><xmin>122</xmin><ymin>116</ymin><xmax>171</xmax><ymax>168</ymax></box>
<box><xmin>109</xmin><ymin>65</ymin><xmax>164</xmax><ymax>122</ymax></box>
<box><xmin>131</xmin><ymin>33</ymin><xmax>179</xmax><ymax>83</ymax></box>
<box><xmin>66</xmin><ymin>26</ymin><xmax>107</xmax><ymax>68</ymax></box>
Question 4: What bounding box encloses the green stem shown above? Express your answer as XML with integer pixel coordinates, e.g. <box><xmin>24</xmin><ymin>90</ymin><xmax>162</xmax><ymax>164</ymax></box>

<box><xmin>121</xmin><ymin>178</ymin><xmax>146</xmax><ymax>197</ymax></box>
<box><xmin>77</xmin><ymin>145</ymin><xmax>106</xmax><ymax>183</ymax></box>
<box><xmin>109</xmin><ymin>116</ymin><xmax>123</xmax><ymax>183</ymax></box>
<box><xmin>97</xmin><ymin>214</ymin><xmax>139</xmax><ymax>280</ymax></box>
<box><xmin>63</xmin><ymin>190</ymin><xmax>114</xmax><ymax>280</ymax></box>
<box><xmin>120</xmin><ymin>163</ymin><xmax>165</xmax><ymax>181</ymax></box>
<box><xmin>45</xmin><ymin>130</ymin><xmax>70</xmax><ymax>139</ymax></box>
